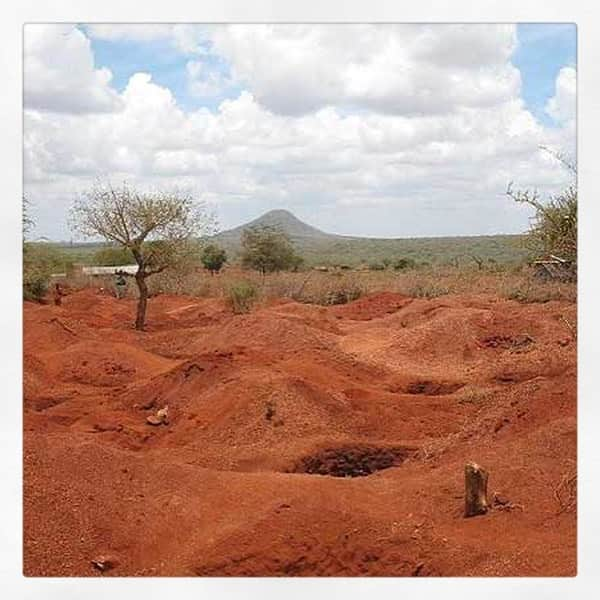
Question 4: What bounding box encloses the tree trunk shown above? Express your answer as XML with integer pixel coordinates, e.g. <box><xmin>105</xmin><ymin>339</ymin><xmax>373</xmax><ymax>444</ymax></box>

<box><xmin>135</xmin><ymin>273</ymin><xmax>148</xmax><ymax>331</ymax></box>
<box><xmin>464</xmin><ymin>462</ymin><xmax>489</xmax><ymax>517</ymax></box>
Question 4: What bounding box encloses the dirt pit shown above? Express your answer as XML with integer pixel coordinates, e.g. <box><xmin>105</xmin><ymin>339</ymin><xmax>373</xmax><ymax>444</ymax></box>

<box><xmin>403</xmin><ymin>380</ymin><xmax>464</xmax><ymax>396</ymax></box>
<box><xmin>479</xmin><ymin>334</ymin><xmax>535</xmax><ymax>350</ymax></box>
<box><xmin>23</xmin><ymin>289</ymin><xmax>577</xmax><ymax>576</ymax></box>
<box><xmin>289</xmin><ymin>445</ymin><xmax>414</xmax><ymax>477</ymax></box>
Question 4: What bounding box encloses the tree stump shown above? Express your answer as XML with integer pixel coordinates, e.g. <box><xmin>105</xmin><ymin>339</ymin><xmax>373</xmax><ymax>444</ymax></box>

<box><xmin>464</xmin><ymin>462</ymin><xmax>489</xmax><ymax>517</ymax></box>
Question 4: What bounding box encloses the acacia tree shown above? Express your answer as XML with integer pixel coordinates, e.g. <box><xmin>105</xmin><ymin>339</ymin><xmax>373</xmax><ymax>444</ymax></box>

<box><xmin>241</xmin><ymin>225</ymin><xmax>303</xmax><ymax>275</ymax></box>
<box><xmin>71</xmin><ymin>181</ymin><xmax>215</xmax><ymax>330</ymax></box>
<box><xmin>507</xmin><ymin>147</ymin><xmax>577</xmax><ymax>264</ymax></box>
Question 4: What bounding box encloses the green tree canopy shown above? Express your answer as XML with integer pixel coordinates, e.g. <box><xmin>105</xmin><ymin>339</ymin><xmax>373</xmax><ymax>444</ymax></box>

<box><xmin>241</xmin><ymin>225</ymin><xmax>303</xmax><ymax>275</ymax></box>
<box><xmin>201</xmin><ymin>244</ymin><xmax>227</xmax><ymax>274</ymax></box>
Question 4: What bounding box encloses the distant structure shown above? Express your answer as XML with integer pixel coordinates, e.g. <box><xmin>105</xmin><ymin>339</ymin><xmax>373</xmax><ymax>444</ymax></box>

<box><xmin>51</xmin><ymin>263</ymin><xmax>139</xmax><ymax>282</ymax></box>
<box><xmin>79</xmin><ymin>265</ymin><xmax>138</xmax><ymax>276</ymax></box>
<box><xmin>64</xmin><ymin>264</ymin><xmax>138</xmax><ymax>277</ymax></box>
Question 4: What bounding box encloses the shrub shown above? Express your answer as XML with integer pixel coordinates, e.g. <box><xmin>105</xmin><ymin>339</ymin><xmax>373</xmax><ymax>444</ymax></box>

<box><xmin>226</xmin><ymin>280</ymin><xmax>259</xmax><ymax>313</ymax></box>
<box><xmin>323</xmin><ymin>285</ymin><xmax>363</xmax><ymax>305</ymax></box>
<box><xmin>201</xmin><ymin>244</ymin><xmax>227</xmax><ymax>274</ymax></box>
<box><xmin>23</xmin><ymin>267</ymin><xmax>50</xmax><ymax>302</ymax></box>
<box><xmin>292</xmin><ymin>275</ymin><xmax>365</xmax><ymax>305</ymax></box>
<box><xmin>404</xmin><ymin>281</ymin><xmax>450</xmax><ymax>298</ymax></box>
<box><xmin>393</xmin><ymin>257</ymin><xmax>417</xmax><ymax>271</ymax></box>
<box><xmin>507</xmin><ymin>148</ymin><xmax>577</xmax><ymax>264</ymax></box>
<box><xmin>23</xmin><ymin>244</ymin><xmax>67</xmax><ymax>302</ymax></box>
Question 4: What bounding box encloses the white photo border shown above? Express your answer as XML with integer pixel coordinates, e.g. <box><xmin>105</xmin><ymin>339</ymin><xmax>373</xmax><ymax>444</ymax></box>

<box><xmin>1</xmin><ymin>1</ymin><xmax>598</xmax><ymax>598</ymax></box>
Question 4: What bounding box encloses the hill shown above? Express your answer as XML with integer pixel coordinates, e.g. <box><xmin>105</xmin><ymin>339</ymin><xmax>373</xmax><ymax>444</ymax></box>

<box><xmin>48</xmin><ymin>209</ymin><xmax>529</xmax><ymax>268</ymax></box>
<box><xmin>217</xmin><ymin>209</ymin><xmax>334</xmax><ymax>243</ymax></box>
<box><xmin>213</xmin><ymin>209</ymin><xmax>528</xmax><ymax>267</ymax></box>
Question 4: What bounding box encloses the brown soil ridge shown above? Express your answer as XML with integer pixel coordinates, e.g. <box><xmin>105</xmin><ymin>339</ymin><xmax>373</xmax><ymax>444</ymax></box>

<box><xmin>23</xmin><ymin>289</ymin><xmax>576</xmax><ymax>576</ymax></box>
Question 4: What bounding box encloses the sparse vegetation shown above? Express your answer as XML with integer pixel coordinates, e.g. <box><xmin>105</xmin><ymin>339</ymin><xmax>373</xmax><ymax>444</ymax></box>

<box><xmin>23</xmin><ymin>198</ymin><xmax>68</xmax><ymax>302</ymax></box>
<box><xmin>292</xmin><ymin>275</ymin><xmax>365</xmax><ymax>305</ymax></box>
<box><xmin>368</xmin><ymin>262</ymin><xmax>386</xmax><ymax>271</ymax></box>
<box><xmin>507</xmin><ymin>147</ymin><xmax>577</xmax><ymax>264</ymax></box>
<box><xmin>92</xmin><ymin>245</ymin><xmax>134</xmax><ymax>266</ymax></box>
<box><xmin>403</xmin><ymin>280</ymin><xmax>450</xmax><ymax>299</ymax></box>
<box><xmin>226</xmin><ymin>280</ymin><xmax>259</xmax><ymax>313</ymax></box>
<box><xmin>393</xmin><ymin>257</ymin><xmax>417</xmax><ymax>271</ymax></box>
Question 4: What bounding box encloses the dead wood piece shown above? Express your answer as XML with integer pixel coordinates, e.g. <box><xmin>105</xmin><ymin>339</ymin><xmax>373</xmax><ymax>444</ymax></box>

<box><xmin>492</xmin><ymin>492</ymin><xmax>524</xmax><ymax>512</ymax></box>
<box><xmin>464</xmin><ymin>462</ymin><xmax>489</xmax><ymax>517</ymax></box>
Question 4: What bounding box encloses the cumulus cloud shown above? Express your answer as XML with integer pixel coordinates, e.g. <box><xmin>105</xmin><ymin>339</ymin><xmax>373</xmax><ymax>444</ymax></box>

<box><xmin>24</xmin><ymin>24</ymin><xmax>122</xmax><ymax>114</ymax></box>
<box><xmin>85</xmin><ymin>24</ymin><xmax>209</xmax><ymax>55</ymax></box>
<box><xmin>186</xmin><ymin>60</ymin><xmax>234</xmax><ymax>98</ymax></box>
<box><xmin>23</xmin><ymin>24</ymin><xmax>576</xmax><ymax>240</ymax></box>
<box><xmin>209</xmin><ymin>24</ymin><xmax>521</xmax><ymax>116</ymax></box>
<box><xmin>546</xmin><ymin>66</ymin><xmax>576</xmax><ymax>124</ymax></box>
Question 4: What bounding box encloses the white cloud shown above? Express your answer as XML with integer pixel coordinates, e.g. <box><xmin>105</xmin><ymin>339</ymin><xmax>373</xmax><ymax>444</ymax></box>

<box><xmin>546</xmin><ymin>66</ymin><xmax>576</xmax><ymax>124</ymax></box>
<box><xmin>23</xmin><ymin>25</ymin><xmax>576</xmax><ymax>240</ymax></box>
<box><xmin>186</xmin><ymin>60</ymin><xmax>233</xmax><ymax>98</ymax></box>
<box><xmin>24</xmin><ymin>25</ymin><xmax>122</xmax><ymax>114</ymax></box>
<box><xmin>84</xmin><ymin>24</ymin><xmax>209</xmax><ymax>54</ymax></box>
<box><xmin>209</xmin><ymin>24</ymin><xmax>521</xmax><ymax>116</ymax></box>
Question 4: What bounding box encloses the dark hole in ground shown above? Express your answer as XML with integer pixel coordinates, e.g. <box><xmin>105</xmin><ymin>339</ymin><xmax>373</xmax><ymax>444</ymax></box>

<box><xmin>289</xmin><ymin>445</ymin><xmax>414</xmax><ymax>477</ymax></box>
<box><xmin>183</xmin><ymin>363</ymin><xmax>205</xmax><ymax>379</ymax></box>
<box><xmin>404</xmin><ymin>381</ymin><xmax>464</xmax><ymax>395</ymax></box>
<box><xmin>480</xmin><ymin>334</ymin><xmax>534</xmax><ymax>350</ymax></box>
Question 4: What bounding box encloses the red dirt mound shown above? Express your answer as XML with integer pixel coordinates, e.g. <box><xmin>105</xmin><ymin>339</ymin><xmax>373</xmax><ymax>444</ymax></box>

<box><xmin>23</xmin><ymin>289</ymin><xmax>576</xmax><ymax>576</ymax></box>
<box><xmin>331</xmin><ymin>291</ymin><xmax>412</xmax><ymax>320</ymax></box>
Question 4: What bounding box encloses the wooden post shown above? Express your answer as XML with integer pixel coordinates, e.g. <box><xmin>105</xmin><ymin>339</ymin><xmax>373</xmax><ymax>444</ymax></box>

<box><xmin>464</xmin><ymin>462</ymin><xmax>489</xmax><ymax>517</ymax></box>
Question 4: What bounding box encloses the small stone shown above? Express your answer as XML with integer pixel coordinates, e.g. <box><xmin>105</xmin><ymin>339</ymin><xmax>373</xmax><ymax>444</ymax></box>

<box><xmin>146</xmin><ymin>405</ymin><xmax>169</xmax><ymax>426</ymax></box>
<box><xmin>156</xmin><ymin>405</ymin><xmax>169</xmax><ymax>423</ymax></box>
<box><xmin>91</xmin><ymin>555</ymin><xmax>117</xmax><ymax>572</ymax></box>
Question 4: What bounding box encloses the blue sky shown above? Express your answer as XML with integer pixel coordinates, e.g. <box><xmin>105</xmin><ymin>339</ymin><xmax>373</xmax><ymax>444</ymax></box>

<box><xmin>88</xmin><ymin>32</ymin><xmax>240</xmax><ymax>112</ymax></box>
<box><xmin>513</xmin><ymin>24</ymin><xmax>577</xmax><ymax>126</ymax></box>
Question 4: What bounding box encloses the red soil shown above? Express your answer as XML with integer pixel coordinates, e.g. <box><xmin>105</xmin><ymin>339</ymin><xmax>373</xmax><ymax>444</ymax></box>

<box><xmin>23</xmin><ymin>288</ymin><xmax>577</xmax><ymax>576</ymax></box>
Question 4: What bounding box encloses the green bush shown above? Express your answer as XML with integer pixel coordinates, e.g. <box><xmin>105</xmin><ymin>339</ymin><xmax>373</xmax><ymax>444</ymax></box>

<box><xmin>23</xmin><ymin>243</ymin><xmax>67</xmax><ymax>302</ymax></box>
<box><xmin>393</xmin><ymin>257</ymin><xmax>417</xmax><ymax>271</ymax></box>
<box><xmin>226</xmin><ymin>280</ymin><xmax>259</xmax><ymax>313</ymax></box>
<box><xmin>92</xmin><ymin>245</ymin><xmax>134</xmax><ymax>266</ymax></box>
<box><xmin>201</xmin><ymin>244</ymin><xmax>227</xmax><ymax>274</ymax></box>
<box><xmin>23</xmin><ymin>267</ymin><xmax>50</xmax><ymax>302</ymax></box>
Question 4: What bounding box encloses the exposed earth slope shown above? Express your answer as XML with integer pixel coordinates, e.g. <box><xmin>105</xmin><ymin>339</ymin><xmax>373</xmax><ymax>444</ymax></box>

<box><xmin>23</xmin><ymin>289</ymin><xmax>576</xmax><ymax>576</ymax></box>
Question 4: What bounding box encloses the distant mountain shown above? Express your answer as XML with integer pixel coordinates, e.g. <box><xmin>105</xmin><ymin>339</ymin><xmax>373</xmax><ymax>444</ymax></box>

<box><xmin>212</xmin><ymin>209</ymin><xmax>528</xmax><ymax>267</ymax></box>
<box><xmin>215</xmin><ymin>209</ymin><xmax>336</xmax><ymax>246</ymax></box>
